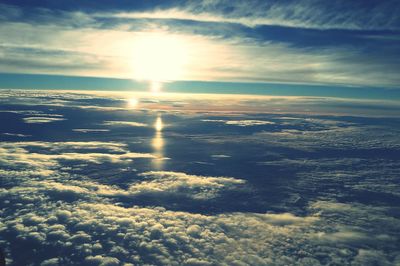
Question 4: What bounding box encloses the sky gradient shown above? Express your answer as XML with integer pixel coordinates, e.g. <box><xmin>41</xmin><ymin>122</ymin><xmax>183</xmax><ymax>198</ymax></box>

<box><xmin>0</xmin><ymin>0</ymin><xmax>400</xmax><ymax>97</ymax></box>
<box><xmin>1</xmin><ymin>2</ymin><xmax>400</xmax><ymax>264</ymax></box>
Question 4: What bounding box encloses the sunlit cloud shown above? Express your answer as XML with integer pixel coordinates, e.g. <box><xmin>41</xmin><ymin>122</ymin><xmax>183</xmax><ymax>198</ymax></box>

<box><xmin>72</xmin><ymin>128</ymin><xmax>110</xmax><ymax>133</ymax></box>
<box><xmin>2</xmin><ymin>133</ymin><xmax>31</xmax><ymax>137</ymax></box>
<box><xmin>130</xmin><ymin>171</ymin><xmax>246</xmax><ymax>199</ymax></box>
<box><xmin>107</xmin><ymin>1</ymin><xmax>400</xmax><ymax>31</ymax></box>
<box><xmin>102</xmin><ymin>121</ymin><xmax>148</xmax><ymax>127</ymax></box>
<box><xmin>202</xmin><ymin>119</ymin><xmax>275</xmax><ymax>126</ymax></box>
<box><xmin>1</xmin><ymin>89</ymin><xmax>400</xmax><ymax>265</ymax></box>
<box><xmin>23</xmin><ymin>116</ymin><xmax>66</xmax><ymax>124</ymax></box>
<box><xmin>211</xmin><ymin>154</ymin><xmax>231</xmax><ymax>159</ymax></box>
<box><xmin>1</xmin><ymin>3</ymin><xmax>399</xmax><ymax>88</ymax></box>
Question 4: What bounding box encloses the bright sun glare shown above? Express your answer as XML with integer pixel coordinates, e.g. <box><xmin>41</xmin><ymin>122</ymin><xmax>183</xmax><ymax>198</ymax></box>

<box><xmin>154</xmin><ymin>116</ymin><xmax>163</xmax><ymax>132</ymax></box>
<box><xmin>131</xmin><ymin>33</ymin><xmax>188</xmax><ymax>92</ymax></box>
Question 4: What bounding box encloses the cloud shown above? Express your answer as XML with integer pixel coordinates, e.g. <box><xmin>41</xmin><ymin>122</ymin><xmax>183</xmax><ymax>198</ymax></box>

<box><xmin>1</xmin><ymin>90</ymin><xmax>400</xmax><ymax>265</ymax></box>
<box><xmin>54</xmin><ymin>152</ymin><xmax>157</xmax><ymax>164</ymax></box>
<box><xmin>128</xmin><ymin>171</ymin><xmax>246</xmax><ymax>199</ymax></box>
<box><xmin>255</xmin><ymin>212</ymin><xmax>317</xmax><ymax>226</ymax></box>
<box><xmin>2</xmin><ymin>133</ymin><xmax>30</xmax><ymax>137</ymax></box>
<box><xmin>4</xmin><ymin>109</ymin><xmax>66</xmax><ymax>125</ymax></box>
<box><xmin>1</xmin><ymin>166</ymin><xmax>398</xmax><ymax>265</ymax></box>
<box><xmin>313</xmin><ymin>229</ymin><xmax>373</xmax><ymax>245</ymax></box>
<box><xmin>30</xmin><ymin>180</ymin><xmax>91</xmax><ymax>201</ymax></box>
<box><xmin>351</xmin><ymin>249</ymin><xmax>392</xmax><ymax>266</ymax></box>
<box><xmin>72</xmin><ymin>128</ymin><xmax>110</xmax><ymax>133</ymax></box>
<box><xmin>231</xmin><ymin>121</ymin><xmax>400</xmax><ymax>151</ymax></box>
<box><xmin>1</xmin><ymin>3</ymin><xmax>400</xmax><ymax>88</ymax></box>
<box><xmin>2</xmin><ymin>185</ymin><xmax>398</xmax><ymax>266</ymax></box>
<box><xmin>202</xmin><ymin>119</ymin><xmax>275</xmax><ymax>126</ymax></box>
<box><xmin>102</xmin><ymin>121</ymin><xmax>148</xmax><ymax>127</ymax></box>
<box><xmin>0</xmin><ymin>141</ymin><xmax>157</xmax><ymax>180</ymax></box>
<box><xmin>4</xmin><ymin>1</ymin><xmax>399</xmax><ymax>31</ymax></box>
<box><xmin>0</xmin><ymin>110</ymin><xmax>44</xmax><ymax>115</ymax></box>
<box><xmin>84</xmin><ymin>256</ymin><xmax>120</xmax><ymax>266</ymax></box>
<box><xmin>23</xmin><ymin>116</ymin><xmax>66</xmax><ymax>124</ymax></box>
<box><xmin>211</xmin><ymin>154</ymin><xmax>231</xmax><ymax>159</ymax></box>
<box><xmin>4</xmin><ymin>141</ymin><xmax>128</xmax><ymax>153</ymax></box>
<box><xmin>0</xmin><ymin>177</ymin><xmax>321</xmax><ymax>266</ymax></box>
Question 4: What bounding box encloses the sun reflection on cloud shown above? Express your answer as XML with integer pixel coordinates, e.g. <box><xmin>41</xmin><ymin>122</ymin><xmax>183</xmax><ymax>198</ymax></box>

<box><xmin>127</xmin><ymin>97</ymin><xmax>139</xmax><ymax>108</ymax></box>
<box><xmin>152</xmin><ymin>133</ymin><xmax>164</xmax><ymax>151</ymax></box>
<box><xmin>154</xmin><ymin>116</ymin><xmax>163</xmax><ymax>132</ymax></box>
<box><xmin>152</xmin><ymin>114</ymin><xmax>165</xmax><ymax>169</ymax></box>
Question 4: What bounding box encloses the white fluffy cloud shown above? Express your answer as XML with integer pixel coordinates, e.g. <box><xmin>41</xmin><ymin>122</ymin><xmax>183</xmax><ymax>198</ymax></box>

<box><xmin>0</xmin><ymin>174</ymin><xmax>318</xmax><ymax>266</ymax></box>
<box><xmin>2</xmin><ymin>179</ymin><xmax>399</xmax><ymax>266</ymax></box>
<box><xmin>2</xmin><ymin>139</ymin><xmax>399</xmax><ymax>265</ymax></box>
<box><xmin>0</xmin><ymin>141</ymin><xmax>158</xmax><ymax>185</ymax></box>
<box><xmin>128</xmin><ymin>171</ymin><xmax>246</xmax><ymax>199</ymax></box>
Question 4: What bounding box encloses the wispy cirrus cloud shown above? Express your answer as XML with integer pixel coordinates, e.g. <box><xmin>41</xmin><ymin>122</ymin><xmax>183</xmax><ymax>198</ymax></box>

<box><xmin>108</xmin><ymin>2</ymin><xmax>399</xmax><ymax>31</ymax></box>
<box><xmin>3</xmin><ymin>1</ymin><xmax>400</xmax><ymax>30</ymax></box>
<box><xmin>0</xmin><ymin>1</ymin><xmax>399</xmax><ymax>89</ymax></box>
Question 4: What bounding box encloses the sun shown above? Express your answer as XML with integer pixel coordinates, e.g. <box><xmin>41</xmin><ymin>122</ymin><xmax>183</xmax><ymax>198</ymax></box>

<box><xmin>131</xmin><ymin>33</ymin><xmax>188</xmax><ymax>91</ymax></box>
<box><xmin>150</xmin><ymin>81</ymin><xmax>162</xmax><ymax>93</ymax></box>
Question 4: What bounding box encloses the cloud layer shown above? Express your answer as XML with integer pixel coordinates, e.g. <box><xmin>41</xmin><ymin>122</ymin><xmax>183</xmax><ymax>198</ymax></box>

<box><xmin>1</xmin><ymin>90</ymin><xmax>400</xmax><ymax>265</ymax></box>
<box><xmin>0</xmin><ymin>1</ymin><xmax>399</xmax><ymax>88</ymax></box>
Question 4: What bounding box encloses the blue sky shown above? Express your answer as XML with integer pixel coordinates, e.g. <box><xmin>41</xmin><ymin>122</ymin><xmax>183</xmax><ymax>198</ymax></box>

<box><xmin>0</xmin><ymin>0</ymin><xmax>399</xmax><ymax>97</ymax></box>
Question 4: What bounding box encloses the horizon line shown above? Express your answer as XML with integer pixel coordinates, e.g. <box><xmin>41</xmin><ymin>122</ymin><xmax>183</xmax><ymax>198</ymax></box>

<box><xmin>1</xmin><ymin>72</ymin><xmax>400</xmax><ymax>101</ymax></box>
